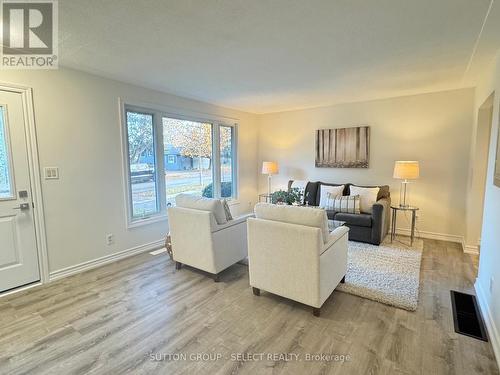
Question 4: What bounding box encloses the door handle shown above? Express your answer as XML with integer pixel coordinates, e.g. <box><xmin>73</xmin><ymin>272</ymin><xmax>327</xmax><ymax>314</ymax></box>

<box><xmin>13</xmin><ymin>203</ymin><xmax>30</xmax><ymax>211</ymax></box>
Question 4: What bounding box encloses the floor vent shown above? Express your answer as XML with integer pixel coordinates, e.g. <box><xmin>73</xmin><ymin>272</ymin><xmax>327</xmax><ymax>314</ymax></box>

<box><xmin>450</xmin><ymin>290</ymin><xmax>488</xmax><ymax>341</ymax></box>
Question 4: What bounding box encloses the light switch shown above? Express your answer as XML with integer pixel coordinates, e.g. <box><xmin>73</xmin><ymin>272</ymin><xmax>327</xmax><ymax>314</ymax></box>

<box><xmin>44</xmin><ymin>167</ymin><xmax>59</xmax><ymax>180</ymax></box>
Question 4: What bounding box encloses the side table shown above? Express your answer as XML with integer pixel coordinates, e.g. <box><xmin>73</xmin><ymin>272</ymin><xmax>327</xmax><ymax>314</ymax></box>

<box><xmin>390</xmin><ymin>206</ymin><xmax>419</xmax><ymax>246</ymax></box>
<box><xmin>258</xmin><ymin>193</ymin><xmax>272</xmax><ymax>203</ymax></box>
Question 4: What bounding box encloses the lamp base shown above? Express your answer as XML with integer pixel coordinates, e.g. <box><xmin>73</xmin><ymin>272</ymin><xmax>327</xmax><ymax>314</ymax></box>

<box><xmin>399</xmin><ymin>180</ymin><xmax>411</xmax><ymax>208</ymax></box>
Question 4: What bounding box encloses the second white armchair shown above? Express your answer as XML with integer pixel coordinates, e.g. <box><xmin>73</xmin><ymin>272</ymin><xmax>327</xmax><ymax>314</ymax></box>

<box><xmin>247</xmin><ymin>203</ymin><xmax>349</xmax><ymax>316</ymax></box>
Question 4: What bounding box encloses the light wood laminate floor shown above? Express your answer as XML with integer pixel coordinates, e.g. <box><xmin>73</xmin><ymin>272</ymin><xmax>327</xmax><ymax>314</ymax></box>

<box><xmin>0</xmin><ymin>239</ymin><xmax>498</xmax><ymax>375</ymax></box>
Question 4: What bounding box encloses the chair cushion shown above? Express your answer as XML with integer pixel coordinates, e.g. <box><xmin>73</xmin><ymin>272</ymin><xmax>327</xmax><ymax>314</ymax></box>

<box><xmin>175</xmin><ymin>194</ymin><xmax>227</xmax><ymax>225</ymax></box>
<box><xmin>254</xmin><ymin>203</ymin><xmax>329</xmax><ymax>243</ymax></box>
<box><xmin>334</xmin><ymin>212</ymin><xmax>372</xmax><ymax>227</ymax></box>
<box><xmin>221</xmin><ymin>199</ymin><xmax>233</xmax><ymax>221</ymax></box>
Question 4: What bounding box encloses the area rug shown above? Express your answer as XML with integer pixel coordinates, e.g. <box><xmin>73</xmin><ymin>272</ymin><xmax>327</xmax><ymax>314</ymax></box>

<box><xmin>336</xmin><ymin>237</ymin><xmax>423</xmax><ymax>311</ymax></box>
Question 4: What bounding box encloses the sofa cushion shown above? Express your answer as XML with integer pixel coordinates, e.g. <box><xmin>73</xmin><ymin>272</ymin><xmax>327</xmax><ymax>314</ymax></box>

<box><xmin>347</xmin><ymin>183</ymin><xmax>390</xmax><ymax>200</ymax></box>
<box><xmin>334</xmin><ymin>212</ymin><xmax>372</xmax><ymax>227</ymax></box>
<box><xmin>318</xmin><ymin>184</ymin><xmax>345</xmax><ymax>208</ymax></box>
<box><xmin>315</xmin><ymin>182</ymin><xmax>347</xmax><ymax>206</ymax></box>
<box><xmin>349</xmin><ymin>186</ymin><xmax>380</xmax><ymax>214</ymax></box>
<box><xmin>175</xmin><ymin>194</ymin><xmax>227</xmax><ymax>225</ymax></box>
<box><xmin>325</xmin><ymin>210</ymin><xmax>336</xmax><ymax>220</ymax></box>
<box><xmin>254</xmin><ymin>203</ymin><xmax>329</xmax><ymax>243</ymax></box>
<box><xmin>326</xmin><ymin>193</ymin><xmax>361</xmax><ymax>214</ymax></box>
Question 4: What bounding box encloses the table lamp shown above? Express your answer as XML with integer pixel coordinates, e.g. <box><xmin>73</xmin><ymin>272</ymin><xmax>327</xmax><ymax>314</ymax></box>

<box><xmin>393</xmin><ymin>161</ymin><xmax>419</xmax><ymax>208</ymax></box>
<box><xmin>262</xmin><ymin>161</ymin><xmax>279</xmax><ymax>195</ymax></box>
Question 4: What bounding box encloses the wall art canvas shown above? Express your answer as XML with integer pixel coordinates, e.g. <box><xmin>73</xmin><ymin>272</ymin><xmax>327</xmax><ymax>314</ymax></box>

<box><xmin>315</xmin><ymin>126</ymin><xmax>370</xmax><ymax>168</ymax></box>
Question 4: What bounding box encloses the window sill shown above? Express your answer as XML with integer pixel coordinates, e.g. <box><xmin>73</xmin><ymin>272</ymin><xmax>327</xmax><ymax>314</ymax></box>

<box><xmin>128</xmin><ymin>214</ymin><xmax>167</xmax><ymax>229</ymax></box>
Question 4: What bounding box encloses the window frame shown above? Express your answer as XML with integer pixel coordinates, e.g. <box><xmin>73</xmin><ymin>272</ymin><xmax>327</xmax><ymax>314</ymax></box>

<box><xmin>0</xmin><ymin>105</ymin><xmax>17</xmax><ymax>201</ymax></box>
<box><xmin>120</xmin><ymin>100</ymin><xmax>239</xmax><ymax>227</ymax></box>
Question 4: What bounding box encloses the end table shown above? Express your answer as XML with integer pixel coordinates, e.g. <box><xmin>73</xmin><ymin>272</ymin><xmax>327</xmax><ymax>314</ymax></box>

<box><xmin>390</xmin><ymin>206</ymin><xmax>419</xmax><ymax>246</ymax></box>
<box><xmin>258</xmin><ymin>193</ymin><xmax>272</xmax><ymax>203</ymax></box>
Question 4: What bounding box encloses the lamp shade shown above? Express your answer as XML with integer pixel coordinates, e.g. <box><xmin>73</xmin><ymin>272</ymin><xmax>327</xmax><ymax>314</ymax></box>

<box><xmin>262</xmin><ymin>161</ymin><xmax>279</xmax><ymax>175</ymax></box>
<box><xmin>393</xmin><ymin>161</ymin><xmax>419</xmax><ymax>180</ymax></box>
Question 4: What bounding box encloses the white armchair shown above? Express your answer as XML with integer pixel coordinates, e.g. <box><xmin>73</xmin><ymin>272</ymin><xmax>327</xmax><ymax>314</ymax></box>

<box><xmin>247</xmin><ymin>203</ymin><xmax>349</xmax><ymax>316</ymax></box>
<box><xmin>168</xmin><ymin>194</ymin><xmax>252</xmax><ymax>281</ymax></box>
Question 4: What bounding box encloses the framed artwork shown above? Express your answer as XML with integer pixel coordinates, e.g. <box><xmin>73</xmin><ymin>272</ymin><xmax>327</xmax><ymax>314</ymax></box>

<box><xmin>315</xmin><ymin>126</ymin><xmax>370</xmax><ymax>168</ymax></box>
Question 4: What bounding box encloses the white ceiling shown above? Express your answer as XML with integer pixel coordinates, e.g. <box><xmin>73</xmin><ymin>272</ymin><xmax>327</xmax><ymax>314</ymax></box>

<box><xmin>59</xmin><ymin>0</ymin><xmax>500</xmax><ymax>114</ymax></box>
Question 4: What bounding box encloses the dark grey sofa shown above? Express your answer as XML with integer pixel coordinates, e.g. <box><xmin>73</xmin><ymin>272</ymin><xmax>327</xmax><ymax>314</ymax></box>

<box><xmin>288</xmin><ymin>180</ymin><xmax>391</xmax><ymax>245</ymax></box>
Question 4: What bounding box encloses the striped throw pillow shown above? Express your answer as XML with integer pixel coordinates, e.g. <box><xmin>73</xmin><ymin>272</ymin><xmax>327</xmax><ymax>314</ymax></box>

<box><xmin>326</xmin><ymin>193</ymin><xmax>361</xmax><ymax>214</ymax></box>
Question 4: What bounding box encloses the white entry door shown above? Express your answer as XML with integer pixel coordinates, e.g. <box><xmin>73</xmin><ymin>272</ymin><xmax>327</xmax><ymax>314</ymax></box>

<box><xmin>0</xmin><ymin>89</ymin><xmax>39</xmax><ymax>293</ymax></box>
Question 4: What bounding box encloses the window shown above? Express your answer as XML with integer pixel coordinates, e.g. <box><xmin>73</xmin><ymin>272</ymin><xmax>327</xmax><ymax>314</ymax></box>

<box><xmin>125</xmin><ymin>110</ymin><xmax>159</xmax><ymax>220</ymax></box>
<box><xmin>0</xmin><ymin>107</ymin><xmax>14</xmax><ymax>199</ymax></box>
<box><xmin>123</xmin><ymin>104</ymin><xmax>237</xmax><ymax>224</ymax></box>
<box><xmin>163</xmin><ymin>117</ymin><xmax>214</xmax><ymax>205</ymax></box>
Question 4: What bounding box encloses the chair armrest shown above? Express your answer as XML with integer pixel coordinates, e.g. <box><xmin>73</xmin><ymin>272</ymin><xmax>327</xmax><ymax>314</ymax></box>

<box><xmin>321</xmin><ymin>226</ymin><xmax>349</xmax><ymax>254</ymax></box>
<box><xmin>212</xmin><ymin>213</ymin><xmax>254</xmax><ymax>233</ymax></box>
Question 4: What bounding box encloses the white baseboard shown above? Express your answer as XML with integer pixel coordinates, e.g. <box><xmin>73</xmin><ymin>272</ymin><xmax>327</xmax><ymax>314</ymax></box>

<box><xmin>463</xmin><ymin>244</ymin><xmax>480</xmax><ymax>255</ymax></box>
<box><xmin>395</xmin><ymin>228</ymin><xmax>464</xmax><ymax>244</ymax></box>
<box><xmin>49</xmin><ymin>239</ymin><xmax>164</xmax><ymax>281</ymax></box>
<box><xmin>475</xmin><ymin>280</ymin><xmax>500</xmax><ymax>370</ymax></box>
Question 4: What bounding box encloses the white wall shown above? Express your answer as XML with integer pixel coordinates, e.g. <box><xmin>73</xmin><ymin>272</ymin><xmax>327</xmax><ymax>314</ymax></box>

<box><xmin>0</xmin><ymin>68</ymin><xmax>259</xmax><ymax>275</ymax></box>
<box><xmin>465</xmin><ymin>94</ymin><xmax>493</xmax><ymax>253</ymax></box>
<box><xmin>473</xmin><ymin>53</ymin><xmax>500</xmax><ymax>368</ymax></box>
<box><xmin>257</xmin><ymin>89</ymin><xmax>474</xmax><ymax>240</ymax></box>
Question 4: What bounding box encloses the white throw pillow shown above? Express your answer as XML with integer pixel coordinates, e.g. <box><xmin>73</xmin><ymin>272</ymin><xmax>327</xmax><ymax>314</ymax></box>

<box><xmin>326</xmin><ymin>193</ymin><xmax>361</xmax><ymax>214</ymax></box>
<box><xmin>318</xmin><ymin>184</ymin><xmax>345</xmax><ymax>208</ymax></box>
<box><xmin>349</xmin><ymin>186</ymin><xmax>380</xmax><ymax>214</ymax></box>
<box><xmin>221</xmin><ymin>199</ymin><xmax>233</xmax><ymax>221</ymax></box>
<box><xmin>175</xmin><ymin>194</ymin><xmax>228</xmax><ymax>225</ymax></box>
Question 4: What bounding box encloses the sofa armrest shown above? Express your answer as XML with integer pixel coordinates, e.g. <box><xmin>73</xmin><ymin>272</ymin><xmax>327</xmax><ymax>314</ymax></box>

<box><xmin>371</xmin><ymin>197</ymin><xmax>391</xmax><ymax>245</ymax></box>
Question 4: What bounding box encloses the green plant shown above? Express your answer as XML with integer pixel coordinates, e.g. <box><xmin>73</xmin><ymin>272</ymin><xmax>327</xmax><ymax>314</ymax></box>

<box><xmin>202</xmin><ymin>181</ymin><xmax>233</xmax><ymax>198</ymax></box>
<box><xmin>271</xmin><ymin>187</ymin><xmax>301</xmax><ymax>205</ymax></box>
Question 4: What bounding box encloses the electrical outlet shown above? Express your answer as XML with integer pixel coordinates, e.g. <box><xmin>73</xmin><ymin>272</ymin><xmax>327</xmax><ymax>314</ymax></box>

<box><xmin>490</xmin><ymin>277</ymin><xmax>494</xmax><ymax>294</ymax></box>
<box><xmin>106</xmin><ymin>234</ymin><xmax>114</xmax><ymax>246</ymax></box>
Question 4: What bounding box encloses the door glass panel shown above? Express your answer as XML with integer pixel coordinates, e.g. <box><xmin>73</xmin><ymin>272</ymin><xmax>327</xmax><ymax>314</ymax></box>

<box><xmin>0</xmin><ymin>107</ymin><xmax>14</xmax><ymax>199</ymax></box>
<box><xmin>162</xmin><ymin>117</ymin><xmax>213</xmax><ymax>206</ymax></box>
<box><xmin>126</xmin><ymin>110</ymin><xmax>159</xmax><ymax>219</ymax></box>
<box><xmin>219</xmin><ymin>126</ymin><xmax>234</xmax><ymax>198</ymax></box>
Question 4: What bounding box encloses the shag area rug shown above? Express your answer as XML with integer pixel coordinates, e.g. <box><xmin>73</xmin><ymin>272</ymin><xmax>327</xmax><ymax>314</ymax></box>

<box><xmin>337</xmin><ymin>237</ymin><xmax>423</xmax><ymax>311</ymax></box>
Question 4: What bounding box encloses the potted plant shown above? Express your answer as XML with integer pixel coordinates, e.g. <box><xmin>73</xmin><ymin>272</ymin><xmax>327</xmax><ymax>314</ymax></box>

<box><xmin>270</xmin><ymin>187</ymin><xmax>301</xmax><ymax>205</ymax></box>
